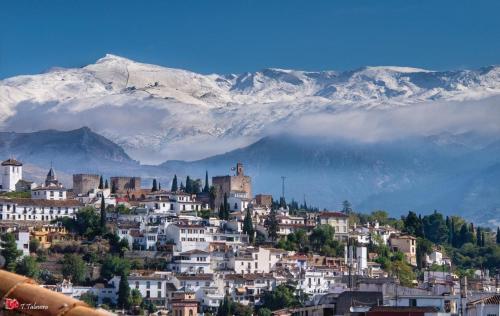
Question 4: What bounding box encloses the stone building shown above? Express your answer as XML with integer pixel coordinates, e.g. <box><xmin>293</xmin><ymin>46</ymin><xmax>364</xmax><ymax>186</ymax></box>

<box><xmin>255</xmin><ymin>194</ymin><xmax>272</xmax><ymax>207</ymax></box>
<box><xmin>72</xmin><ymin>174</ymin><xmax>100</xmax><ymax>195</ymax></box>
<box><xmin>212</xmin><ymin>163</ymin><xmax>252</xmax><ymax>209</ymax></box>
<box><xmin>110</xmin><ymin>176</ymin><xmax>141</xmax><ymax>192</ymax></box>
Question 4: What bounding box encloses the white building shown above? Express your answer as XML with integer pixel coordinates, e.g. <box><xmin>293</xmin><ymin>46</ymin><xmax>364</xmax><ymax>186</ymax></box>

<box><xmin>14</xmin><ymin>229</ymin><xmax>30</xmax><ymax>256</ymax></box>
<box><xmin>1</xmin><ymin>159</ymin><xmax>23</xmax><ymax>192</ymax></box>
<box><xmin>171</xmin><ymin>249</ymin><xmax>212</xmax><ymax>274</ymax></box>
<box><xmin>165</xmin><ymin>223</ymin><xmax>209</xmax><ymax>252</ymax></box>
<box><xmin>145</xmin><ymin>191</ymin><xmax>203</xmax><ymax>215</ymax></box>
<box><xmin>228</xmin><ymin>247</ymin><xmax>272</xmax><ymax>274</ymax></box>
<box><xmin>110</xmin><ymin>271</ymin><xmax>176</xmax><ymax>306</ymax></box>
<box><xmin>227</xmin><ymin>191</ymin><xmax>252</xmax><ymax>212</ymax></box>
<box><xmin>31</xmin><ymin>187</ymin><xmax>67</xmax><ymax>200</ymax></box>
<box><xmin>0</xmin><ymin>198</ymin><xmax>81</xmax><ymax>221</ymax></box>
<box><xmin>318</xmin><ymin>211</ymin><xmax>349</xmax><ymax>241</ymax></box>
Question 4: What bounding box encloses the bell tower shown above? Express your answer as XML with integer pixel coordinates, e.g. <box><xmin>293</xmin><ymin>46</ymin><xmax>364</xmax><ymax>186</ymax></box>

<box><xmin>1</xmin><ymin>158</ymin><xmax>23</xmax><ymax>192</ymax></box>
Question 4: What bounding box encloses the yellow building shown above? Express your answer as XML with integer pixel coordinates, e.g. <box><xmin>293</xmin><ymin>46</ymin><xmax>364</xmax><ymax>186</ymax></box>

<box><xmin>30</xmin><ymin>225</ymin><xmax>71</xmax><ymax>248</ymax></box>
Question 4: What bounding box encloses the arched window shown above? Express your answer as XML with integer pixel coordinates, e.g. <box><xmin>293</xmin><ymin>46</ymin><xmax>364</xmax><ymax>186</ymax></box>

<box><xmin>189</xmin><ymin>310</ymin><xmax>193</xmax><ymax>316</ymax></box>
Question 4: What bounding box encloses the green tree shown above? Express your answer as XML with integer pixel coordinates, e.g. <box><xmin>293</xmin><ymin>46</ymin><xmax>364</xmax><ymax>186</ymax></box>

<box><xmin>416</xmin><ymin>238</ymin><xmax>433</xmax><ymax>269</ymax></box>
<box><xmin>261</xmin><ymin>284</ymin><xmax>300</xmax><ymax>310</ymax></box>
<box><xmin>403</xmin><ymin>211</ymin><xmax>423</xmax><ymax>237</ymax></box>
<box><xmin>497</xmin><ymin>227</ymin><xmax>500</xmax><ymax>244</ymax></box>
<box><xmin>217</xmin><ymin>295</ymin><xmax>232</xmax><ymax>316</ymax></box>
<box><xmin>100</xmin><ymin>195</ymin><xmax>107</xmax><ymax>233</ymax></box>
<box><xmin>1</xmin><ymin>233</ymin><xmax>22</xmax><ymax>271</ymax></box>
<box><xmin>266</xmin><ymin>208</ymin><xmax>279</xmax><ymax>242</ymax></box>
<box><xmin>185</xmin><ymin>176</ymin><xmax>192</xmax><ymax>193</ymax></box>
<box><xmin>16</xmin><ymin>256</ymin><xmax>40</xmax><ymax>279</ymax></box>
<box><xmin>257</xmin><ymin>308</ymin><xmax>272</xmax><ymax>316</ymax></box>
<box><xmin>243</xmin><ymin>208</ymin><xmax>254</xmax><ymax>243</ymax></box>
<box><xmin>29</xmin><ymin>238</ymin><xmax>40</xmax><ymax>253</ymax></box>
<box><xmin>342</xmin><ymin>200</ymin><xmax>353</xmax><ymax>214</ymax></box>
<box><xmin>223</xmin><ymin>193</ymin><xmax>230</xmax><ymax>219</ymax></box>
<box><xmin>422</xmin><ymin>211</ymin><xmax>449</xmax><ymax>244</ymax></box>
<box><xmin>203</xmin><ymin>170</ymin><xmax>210</xmax><ymax>193</ymax></box>
<box><xmin>310</xmin><ymin>225</ymin><xmax>335</xmax><ymax>253</ymax></box>
<box><xmin>391</xmin><ymin>260</ymin><xmax>415</xmax><ymax>287</ymax></box>
<box><xmin>151</xmin><ymin>179</ymin><xmax>158</xmax><ymax>192</ymax></box>
<box><xmin>476</xmin><ymin>227</ymin><xmax>482</xmax><ymax>246</ymax></box>
<box><xmin>98</xmin><ymin>175</ymin><xmax>104</xmax><ymax>189</ymax></box>
<box><xmin>80</xmin><ymin>292</ymin><xmax>98</xmax><ymax>307</ymax></box>
<box><xmin>118</xmin><ymin>273</ymin><xmax>131</xmax><ymax>310</ymax></box>
<box><xmin>100</xmin><ymin>255</ymin><xmax>131</xmax><ymax>280</ymax></box>
<box><xmin>104</xmin><ymin>179</ymin><xmax>109</xmax><ymax>189</ymax></box>
<box><xmin>370</xmin><ymin>210</ymin><xmax>389</xmax><ymax>226</ymax></box>
<box><xmin>171</xmin><ymin>174</ymin><xmax>178</xmax><ymax>192</ymax></box>
<box><xmin>180</xmin><ymin>181</ymin><xmax>185</xmax><ymax>191</ymax></box>
<box><xmin>130</xmin><ymin>288</ymin><xmax>143</xmax><ymax>308</ymax></box>
<box><xmin>62</xmin><ymin>253</ymin><xmax>86</xmax><ymax>284</ymax></box>
<box><xmin>111</xmin><ymin>181</ymin><xmax>117</xmax><ymax>194</ymax></box>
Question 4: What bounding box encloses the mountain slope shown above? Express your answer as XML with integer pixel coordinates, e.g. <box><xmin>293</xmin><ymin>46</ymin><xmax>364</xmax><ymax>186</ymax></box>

<box><xmin>0</xmin><ymin>127</ymin><xmax>138</xmax><ymax>176</ymax></box>
<box><xmin>1</xmin><ymin>55</ymin><xmax>499</xmax><ymax>162</ymax></box>
<box><xmin>160</xmin><ymin>133</ymin><xmax>500</xmax><ymax>225</ymax></box>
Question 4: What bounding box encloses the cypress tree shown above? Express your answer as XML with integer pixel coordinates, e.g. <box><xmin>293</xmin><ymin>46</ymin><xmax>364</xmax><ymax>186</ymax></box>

<box><xmin>476</xmin><ymin>227</ymin><xmax>482</xmax><ymax>246</ymax></box>
<box><xmin>185</xmin><ymin>176</ymin><xmax>192</xmax><ymax>194</ymax></box>
<box><xmin>497</xmin><ymin>227</ymin><xmax>500</xmax><ymax>244</ymax></box>
<box><xmin>104</xmin><ymin>179</ymin><xmax>109</xmax><ymax>189</ymax></box>
<box><xmin>449</xmin><ymin>217</ymin><xmax>455</xmax><ymax>246</ymax></box>
<box><xmin>171</xmin><ymin>175</ymin><xmax>178</xmax><ymax>192</ymax></box>
<box><xmin>481</xmin><ymin>232</ymin><xmax>486</xmax><ymax>247</ymax></box>
<box><xmin>180</xmin><ymin>181</ymin><xmax>185</xmax><ymax>192</ymax></box>
<box><xmin>118</xmin><ymin>273</ymin><xmax>131</xmax><ymax>309</ymax></box>
<box><xmin>223</xmin><ymin>193</ymin><xmax>229</xmax><ymax>219</ymax></box>
<box><xmin>158</xmin><ymin>182</ymin><xmax>161</xmax><ymax>190</ymax></box>
<box><xmin>218</xmin><ymin>203</ymin><xmax>225</xmax><ymax>219</ymax></box>
<box><xmin>203</xmin><ymin>170</ymin><xmax>210</xmax><ymax>193</ymax></box>
<box><xmin>98</xmin><ymin>175</ymin><xmax>104</xmax><ymax>189</ymax></box>
<box><xmin>459</xmin><ymin>223</ymin><xmax>468</xmax><ymax>247</ymax></box>
<box><xmin>151</xmin><ymin>179</ymin><xmax>158</xmax><ymax>192</ymax></box>
<box><xmin>111</xmin><ymin>181</ymin><xmax>117</xmax><ymax>194</ymax></box>
<box><xmin>243</xmin><ymin>208</ymin><xmax>254</xmax><ymax>243</ymax></box>
<box><xmin>100</xmin><ymin>195</ymin><xmax>107</xmax><ymax>232</ymax></box>
<box><xmin>266</xmin><ymin>208</ymin><xmax>279</xmax><ymax>242</ymax></box>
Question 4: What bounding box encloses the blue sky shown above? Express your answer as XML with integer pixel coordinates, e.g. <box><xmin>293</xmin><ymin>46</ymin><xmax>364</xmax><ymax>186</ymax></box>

<box><xmin>1</xmin><ymin>0</ymin><xmax>499</xmax><ymax>78</ymax></box>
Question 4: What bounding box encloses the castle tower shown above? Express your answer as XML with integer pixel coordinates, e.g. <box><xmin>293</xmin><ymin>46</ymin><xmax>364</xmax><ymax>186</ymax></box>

<box><xmin>1</xmin><ymin>158</ymin><xmax>23</xmax><ymax>192</ymax></box>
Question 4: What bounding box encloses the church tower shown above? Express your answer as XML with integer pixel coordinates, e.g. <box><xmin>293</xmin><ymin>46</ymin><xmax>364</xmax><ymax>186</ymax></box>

<box><xmin>1</xmin><ymin>158</ymin><xmax>23</xmax><ymax>192</ymax></box>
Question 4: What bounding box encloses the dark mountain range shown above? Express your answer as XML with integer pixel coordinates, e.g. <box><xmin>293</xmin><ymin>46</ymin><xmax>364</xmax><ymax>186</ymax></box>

<box><xmin>1</xmin><ymin>127</ymin><xmax>498</xmax><ymax>226</ymax></box>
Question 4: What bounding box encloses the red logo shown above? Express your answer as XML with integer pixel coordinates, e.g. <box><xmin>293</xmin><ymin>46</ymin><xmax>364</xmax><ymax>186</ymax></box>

<box><xmin>5</xmin><ymin>298</ymin><xmax>20</xmax><ymax>310</ymax></box>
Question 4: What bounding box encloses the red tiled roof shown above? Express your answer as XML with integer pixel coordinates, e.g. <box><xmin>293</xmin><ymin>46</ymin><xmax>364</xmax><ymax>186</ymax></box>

<box><xmin>318</xmin><ymin>211</ymin><xmax>348</xmax><ymax>218</ymax></box>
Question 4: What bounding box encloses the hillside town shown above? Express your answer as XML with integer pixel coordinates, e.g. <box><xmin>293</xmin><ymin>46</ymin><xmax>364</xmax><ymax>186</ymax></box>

<box><xmin>0</xmin><ymin>158</ymin><xmax>499</xmax><ymax>316</ymax></box>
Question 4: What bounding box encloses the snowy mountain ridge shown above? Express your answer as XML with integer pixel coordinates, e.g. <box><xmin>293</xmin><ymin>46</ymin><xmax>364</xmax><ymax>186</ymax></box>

<box><xmin>1</xmin><ymin>54</ymin><xmax>499</xmax><ymax>162</ymax></box>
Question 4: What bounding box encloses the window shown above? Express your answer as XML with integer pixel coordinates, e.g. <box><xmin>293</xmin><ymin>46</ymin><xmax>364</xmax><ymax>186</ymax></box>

<box><xmin>146</xmin><ymin>281</ymin><xmax>150</xmax><ymax>289</ymax></box>
<box><xmin>135</xmin><ymin>281</ymin><xmax>139</xmax><ymax>289</ymax></box>
<box><xmin>409</xmin><ymin>299</ymin><xmax>417</xmax><ymax>307</ymax></box>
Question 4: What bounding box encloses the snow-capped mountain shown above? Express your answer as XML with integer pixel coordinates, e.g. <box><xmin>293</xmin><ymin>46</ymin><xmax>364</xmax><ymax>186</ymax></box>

<box><xmin>1</xmin><ymin>54</ymin><xmax>499</xmax><ymax>162</ymax></box>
